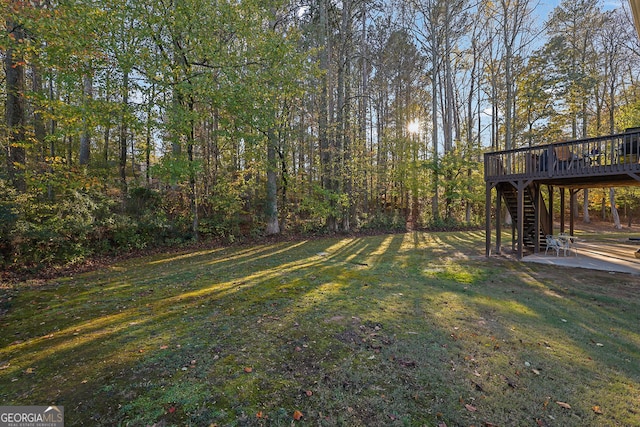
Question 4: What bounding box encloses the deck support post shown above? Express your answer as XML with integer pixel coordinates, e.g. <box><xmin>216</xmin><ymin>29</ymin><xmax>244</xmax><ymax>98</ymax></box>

<box><xmin>560</xmin><ymin>188</ymin><xmax>566</xmax><ymax>233</ymax></box>
<box><xmin>511</xmin><ymin>217</ymin><xmax>516</xmax><ymax>251</ymax></box>
<box><xmin>485</xmin><ymin>182</ymin><xmax>492</xmax><ymax>257</ymax></box>
<box><xmin>569</xmin><ymin>189</ymin><xmax>576</xmax><ymax>236</ymax></box>
<box><xmin>547</xmin><ymin>185</ymin><xmax>554</xmax><ymax>236</ymax></box>
<box><xmin>516</xmin><ymin>180</ymin><xmax>525</xmax><ymax>259</ymax></box>
<box><xmin>496</xmin><ymin>185</ymin><xmax>502</xmax><ymax>255</ymax></box>
<box><xmin>534</xmin><ymin>184</ymin><xmax>541</xmax><ymax>253</ymax></box>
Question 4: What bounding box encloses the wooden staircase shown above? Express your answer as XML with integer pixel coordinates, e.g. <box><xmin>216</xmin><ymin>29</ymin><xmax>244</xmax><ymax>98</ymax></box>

<box><xmin>497</xmin><ymin>182</ymin><xmax>550</xmax><ymax>249</ymax></box>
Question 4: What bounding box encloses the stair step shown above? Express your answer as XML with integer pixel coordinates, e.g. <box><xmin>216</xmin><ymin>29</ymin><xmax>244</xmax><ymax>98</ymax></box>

<box><xmin>498</xmin><ymin>182</ymin><xmax>550</xmax><ymax>249</ymax></box>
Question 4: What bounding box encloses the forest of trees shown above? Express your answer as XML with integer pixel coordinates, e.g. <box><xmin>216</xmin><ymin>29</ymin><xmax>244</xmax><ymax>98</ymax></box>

<box><xmin>3</xmin><ymin>0</ymin><xmax>640</xmax><ymax>269</ymax></box>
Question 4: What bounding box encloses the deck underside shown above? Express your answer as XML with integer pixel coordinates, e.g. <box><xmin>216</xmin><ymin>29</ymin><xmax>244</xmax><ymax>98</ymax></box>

<box><xmin>484</xmin><ymin>131</ymin><xmax>640</xmax><ymax>258</ymax></box>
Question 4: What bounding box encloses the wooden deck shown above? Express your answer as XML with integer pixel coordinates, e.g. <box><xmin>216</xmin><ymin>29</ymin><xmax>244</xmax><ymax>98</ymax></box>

<box><xmin>484</xmin><ymin>131</ymin><xmax>640</xmax><ymax>187</ymax></box>
<box><xmin>484</xmin><ymin>130</ymin><xmax>640</xmax><ymax>259</ymax></box>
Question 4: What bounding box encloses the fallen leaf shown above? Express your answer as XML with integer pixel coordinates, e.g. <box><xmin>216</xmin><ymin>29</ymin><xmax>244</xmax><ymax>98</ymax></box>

<box><xmin>592</xmin><ymin>406</ymin><xmax>603</xmax><ymax>414</ymax></box>
<box><xmin>293</xmin><ymin>410</ymin><xmax>303</xmax><ymax>420</ymax></box>
<box><xmin>160</xmin><ymin>345</ymin><xmax>169</xmax><ymax>350</ymax></box>
<box><xmin>256</xmin><ymin>411</ymin><xmax>263</xmax><ymax>418</ymax></box>
<box><xmin>244</xmin><ymin>367</ymin><xmax>253</xmax><ymax>373</ymax></box>
<box><xmin>25</xmin><ymin>368</ymin><xmax>35</xmax><ymax>374</ymax></box>
<box><xmin>556</xmin><ymin>401</ymin><xmax>571</xmax><ymax>409</ymax></box>
<box><xmin>532</xmin><ymin>368</ymin><xmax>540</xmax><ymax>375</ymax></box>
<box><xmin>465</xmin><ymin>404</ymin><xmax>477</xmax><ymax>412</ymax></box>
<box><xmin>168</xmin><ymin>406</ymin><xmax>176</xmax><ymax>414</ymax></box>
<box><xmin>305</xmin><ymin>390</ymin><xmax>313</xmax><ymax>397</ymax></box>
<box><xmin>438</xmin><ymin>423</ymin><xmax>447</xmax><ymax>427</ymax></box>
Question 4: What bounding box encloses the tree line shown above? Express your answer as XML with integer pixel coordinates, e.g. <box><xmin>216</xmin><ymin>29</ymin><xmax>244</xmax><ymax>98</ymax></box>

<box><xmin>2</xmin><ymin>0</ymin><xmax>640</xmax><ymax>269</ymax></box>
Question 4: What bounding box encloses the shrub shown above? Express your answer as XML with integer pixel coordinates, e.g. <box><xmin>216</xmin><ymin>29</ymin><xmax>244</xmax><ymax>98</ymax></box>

<box><xmin>10</xmin><ymin>190</ymin><xmax>99</xmax><ymax>267</ymax></box>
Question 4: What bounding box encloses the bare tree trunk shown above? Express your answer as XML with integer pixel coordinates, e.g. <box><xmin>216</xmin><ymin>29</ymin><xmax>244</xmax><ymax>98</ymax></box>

<box><xmin>318</xmin><ymin>0</ymin><xmax>337</xmax><ymax>232</ymax></box>
<box><xmin>265</xmin><ymin>130</ymin><xmax>280</xmax><ymax>235</ymax></box>
<box><xmin>430</xmin><ymin>10</ymin><xmax>440</xmax><ymax>221</ymax></box>
<box><xmin>187</xmin><ymin>107</ymin><xmax>199</xmax><ymax>241</ymax></box>
<box><xmin>571</xmin><ymin>192</ymin><xmax>579</xmax><ymax>219</ymax></box>
<box><xmin>103</xmin><ymin>72</ymin><xmax>111</xmax><ymax>168</ymax></box>
<box><xmin>31</xmin><ymin>65</ymin><xmax>47</xmax><ymax>161</ymax></box>
<box><xmin>48</xmin><ymin>73</ymin><xmax>57</xmax><ymax>199</ymax></box>
<box><xmin>610</xmin><ymin>188</ymin><xmax>622</xmax><ymax>229</ymax></box>
<box><xmin>583</xmin><ymin>188</ymin><xmax>591</xmax><ymax>223</ymax></box>
<box><xmin>119</xmin><ymin>70</ymin><xmax>129</xmax><ymax>196</ymax></box>
<box><xmin>80</xmin><ymin>72</ymin><xmax>93</xmax><ymax>165</ymax></box>
<box><xmin>5</xmin><ymin>18</ymin><xmax>26</xmax><ymax>192</ymax></box>
<box><xmin>145</xmin><ymin>81</ymin><xmax>155</xmax><ymax>185</ymax></box>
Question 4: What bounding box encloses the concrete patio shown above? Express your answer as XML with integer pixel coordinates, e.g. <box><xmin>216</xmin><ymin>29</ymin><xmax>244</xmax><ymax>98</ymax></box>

<box><xmin>522</xmin><ymin>239</ymin><xmax>640</xmax><ymax>275</ymax></box>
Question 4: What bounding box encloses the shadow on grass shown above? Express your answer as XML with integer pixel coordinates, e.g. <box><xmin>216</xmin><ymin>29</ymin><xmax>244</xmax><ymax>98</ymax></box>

<box><xmin>0</xmin><ymin>231</ymin><xmax>639</xmax><ymax>426</ymax></box>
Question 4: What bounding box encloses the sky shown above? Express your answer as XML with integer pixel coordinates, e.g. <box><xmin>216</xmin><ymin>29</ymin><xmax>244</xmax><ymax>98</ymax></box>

<box><xmin>531</xmin><ymin>0</ymin><xmax>629</xmax><ymax>40</ymax></box>
<box><xmin>538</xmin><ymin>0</ymin><xmax>625</xmax><ymax>19</ymax></box>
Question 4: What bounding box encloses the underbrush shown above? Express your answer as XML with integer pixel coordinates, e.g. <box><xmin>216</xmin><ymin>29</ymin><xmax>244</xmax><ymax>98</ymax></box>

<box><xmin>1</xmin><ymin>180</ymin><xmax>480</xmax><ymax>281</ymax></box>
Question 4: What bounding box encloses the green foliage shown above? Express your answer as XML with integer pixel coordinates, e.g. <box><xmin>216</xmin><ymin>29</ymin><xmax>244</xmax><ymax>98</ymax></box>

<box><xmin>293</xmin><ymin>185</ymin><xmax>352</xmax><ymax>232</ymax></box>
<box><xmin>616</xmin><ymin>101</ymin><xmax>640</xmax><ymax>131</ymax></box>
<box><xmin>150</xmin><ymin>155</ymin><xmax>202</xmax><ymax>186</ymax></box>
<box><xmin>359</xmin><ymin>211</ymin><xmax>407</xmax><ymax>231</ymax></box>
<box><xmin>199</xmin><ymin>178</ymin><xmax>249</xmax><ymax>242</ymax></box>
<box><xmin>0</xmin><ymin>177</ymin><xmax>196</xmax><ymax>271</ymax></box>
<box><xmin>10</xmin><ymin>190</ymin><xmax>99</xmax><ymax>266</ymax></box>
<box><xmin>5</xmin><ymin>0</ymin><xmax>640</xmax><ymax>272</ymax></box>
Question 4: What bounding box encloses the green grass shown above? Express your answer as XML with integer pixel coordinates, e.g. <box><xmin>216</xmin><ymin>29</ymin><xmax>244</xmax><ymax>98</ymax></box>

<box><xmin>1</xmin><ymin>231</ymin><xmax>639</xmax><ymax>426</ymax></box>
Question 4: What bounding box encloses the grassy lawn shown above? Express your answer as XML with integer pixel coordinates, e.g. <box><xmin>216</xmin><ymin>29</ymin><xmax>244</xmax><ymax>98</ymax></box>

<box><xmin>1</xmin><ymin>231</ymin><xmax>639</xmax><ymax>426</ymax></box>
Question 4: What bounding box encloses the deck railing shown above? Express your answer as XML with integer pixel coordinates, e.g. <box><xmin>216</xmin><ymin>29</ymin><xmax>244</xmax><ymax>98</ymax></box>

<box><xmin>484</xmin><ymin>130</ymin><xmax>640</xmax><ymax>182</ymax></box>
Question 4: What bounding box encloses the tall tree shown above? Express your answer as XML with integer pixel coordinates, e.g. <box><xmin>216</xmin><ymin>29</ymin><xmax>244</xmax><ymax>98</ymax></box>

<box><xmin>5</xmin><ymin>1</ymin><xmax>27</xmax><ymax>192</ymax></box>
<box><xmin>491</xmin><ymin>0</ymin><xmax>536</xmax><ymax>150</ymax></box>
<box><xmin>546</xmin><ymin>0</ymin><xmax>601</xmax><ymax>139</ymax></box>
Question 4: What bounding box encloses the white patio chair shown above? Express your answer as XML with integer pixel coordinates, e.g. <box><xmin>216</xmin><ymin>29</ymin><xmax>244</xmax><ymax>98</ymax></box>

<box><xmin>545</xmin><ymin>235</ymin><xmax>565</xmax><ymax>256</ymax></box>
<box><xmin>558</xmin><ymin>233</ymin><xmax>578</xmax><ymax>256</ymax></box>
